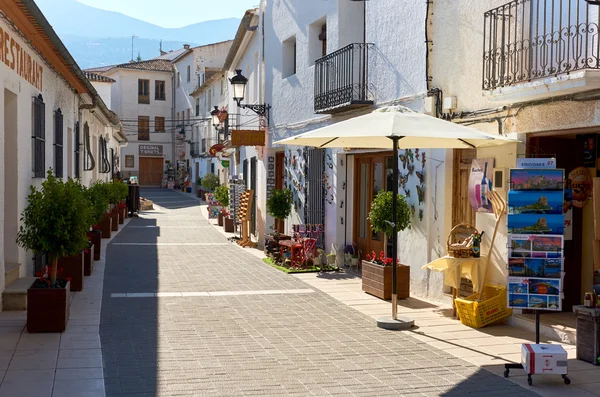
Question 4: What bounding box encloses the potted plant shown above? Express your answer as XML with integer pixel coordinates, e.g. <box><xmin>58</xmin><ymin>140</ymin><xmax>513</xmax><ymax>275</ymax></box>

<box><xmin>113</xmin><ymin>180</ymin><xmax>128</xmax><ymax>224</ymax></box>
<box><xmin>83</xmin><ymin>241</ymin><xmax>94</xmax><ymax>276</ymax></box>
<box><xmin>362</xmin><ymin>191</ymin><xmax>411</xmax><ymax>300</ymax></box>
<box><xmin>266</xmin><ymin>188</ymin><xmax>293</xmax><ymax>234</ymax></box>
<box><xmin>106</xmin><ymin>181</ymin><xmax>124</xmax><ymax>231</ymax></box>
<box><xmin>223</xmin><ymin>210</ymin><xmax>235</xmax><ymax>233</ymax></box>
<box><xmin>201</xmin><ymin>173</ymin><xmax>220</xmax><ymax>194</ymax></box>
<box><xmin>16</xmin><ymin>171</ymin><xmax>91</xmax><ymax>332</ymax></box>
<box><xmin>214</xmin><ymin>184</ymin><xmax>229</xmax><ymax>226</ymax></box>
<box><xmin>86</xmin><ymin>181</ymin><xmax>109</xmax><ymax>259</ymax></box>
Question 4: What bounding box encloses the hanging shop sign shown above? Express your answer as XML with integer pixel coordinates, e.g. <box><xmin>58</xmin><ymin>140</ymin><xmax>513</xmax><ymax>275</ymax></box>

<box><xmin>0</xmin><ymin>26</ymin><xmax>44</xmax><ymax>91</ymax></box>
<box><xmin>139</xmin><ymin>144</ymin><xmax>163</xmax><ymax>156</ymax></box>
<box><xmin>209</xmin><ymin>144</ymin><xmax>224</xmax><ymax>157</ymax></box>
<box><xmin>468</xmin><ymin>158</ymin><xmax>495</xmax><ymax>213</ymax></box>
<box><xmin>516</xmin><ymin>158</ymin><xmax>556</xmax><ymax>169</ymax></box>
<box><xmin>231</xmin><ymin>129</ymin><xmax>266</xmax><ymax>147</ymax></box>
<box><xmin>507</xmin><ymin>167</ymin><xmax>565</xmax><ymax>312</ymax></box>
<box><xmin>125</xmin><ymin>155</ymin><xmax>134</xmax><ymax>168</ymax></box>
<box><xmin>221</xmin><ymin>160</ymin><xmax>230</xmax><ymax>168</ymax></box>
<box><xmin>567</xmin><ymin>166</ymin><xmax>592</xmax><ymax>208</ymax></box>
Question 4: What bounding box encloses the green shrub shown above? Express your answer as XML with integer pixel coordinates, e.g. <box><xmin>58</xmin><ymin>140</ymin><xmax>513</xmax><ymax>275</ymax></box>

<box><xmin>87</xmin><ymin>180</ymin><xmax>110</xmax><ymax>225</ymax></box>
<box><xmin>214</xmin><ymin>184</ymin><xmax>229</xmax><ymax>207</ymax></box>
<box><xmin>201</xmin><ymin>173</ymin><xmax>219</xmax><ymax>191</ymax></box>
<box><xmin>266</xmin><ymin>189</ymin><xmax>293</xmax><ymax>221</ymax></box>
<box><xmin>368</xmin><ymin>190</ymin><xmax>411</xmax><ymax>238</ymax></box>
<box><xmin>16</xmin><ymin>170</ymin><xmax>92</xmax><ymax>284</ymax></box>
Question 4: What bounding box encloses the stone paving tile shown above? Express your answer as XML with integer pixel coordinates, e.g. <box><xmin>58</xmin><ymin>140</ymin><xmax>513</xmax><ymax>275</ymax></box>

<box><xmin>100</xmin><ymin>188</ymin><xmax>539</xmax><ymax>397</ymax></box>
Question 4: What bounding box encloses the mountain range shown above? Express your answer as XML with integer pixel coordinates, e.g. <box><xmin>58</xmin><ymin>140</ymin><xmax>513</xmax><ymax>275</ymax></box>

<box><xmin>35</xmin><ymin>0</ymin><xmax>240</xmax><ymax>68</ymax></box>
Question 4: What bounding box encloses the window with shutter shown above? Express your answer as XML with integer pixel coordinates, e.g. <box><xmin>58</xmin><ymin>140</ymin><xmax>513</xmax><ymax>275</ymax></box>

<box><xmin>54</xmin><ymin>108</ymin><xmax>64</xmax><ymax>178</ymax></box>
<box><xmin>74</xmin><ymin>122</ymin><xmax>80</xmax><ymax>178</ymax></box>
<box><xmin>32</xmin><ymin>94</ymin><xmax>46</xmax><ymax>178</ymax></box>
<box><xmin>138</xmin><ymin>116</ymin><xmax>150</xmax><ymax>141</ymax></box>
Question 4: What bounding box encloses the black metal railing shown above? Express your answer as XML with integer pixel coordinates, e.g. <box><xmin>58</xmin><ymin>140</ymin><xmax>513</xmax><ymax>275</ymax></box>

<box><xmin>483</xmin><ymin>0</ymin><xmax>600</xmax><ymax>90</ymax></box>
<box><xmin>314</xmin><ymin>43</ymin><xmax>374</xmax><ymax>113</ymax></box>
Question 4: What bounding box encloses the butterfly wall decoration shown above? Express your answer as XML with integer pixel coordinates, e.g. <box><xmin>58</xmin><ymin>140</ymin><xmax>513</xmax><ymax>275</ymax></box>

<box><xmin>416</xmin><ymin>185</ymin><xmax>425</xmax><ymax>205</ymax></box>
<box><xmin>421</xmin><ymin>152</ymin><xmax>426</xmax><ymax>168</ymax></box>
<box><xmin>416</xmin><ymin>171</ymin><xmax>425</xmax><ymax>185</ymax></box>
<box><xmin>407</xmin><ymin>163</ymin><xmax>415</xmax><ymax>175</ymax></box>
<box><xmin>398</xmin><ymin>173</ymin><xmax>409</xmax><ymax>188</ymax></box>
<box><xmin>399</xmin><ymin>153</ymin><xmax>408</xmax><ymax>169</ymax></box>
<box><xmin>406</xmin><ymin>149</ymin><xmax>414</xmax><ymax>163</ymax></box>
<box><xmin>419</xmin><ymin>209</ymin><xmax>424</xmax><ymax>221</ymax></box>
<box><xmin>403</xmin><ymin>188</ymin><xmax>411</xmax><ymax>197</ymax></box>
<box><xmin>411</xmin><ymin>205</ymin><xmax>416</xmax><ymax>216</ymax></box>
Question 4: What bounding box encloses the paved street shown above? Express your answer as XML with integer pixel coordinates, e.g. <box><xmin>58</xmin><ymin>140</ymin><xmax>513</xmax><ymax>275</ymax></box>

<box><xmin>100</xmin><ymin>188</ymin><xmax>538</xmax><ymax>397</ymax></box>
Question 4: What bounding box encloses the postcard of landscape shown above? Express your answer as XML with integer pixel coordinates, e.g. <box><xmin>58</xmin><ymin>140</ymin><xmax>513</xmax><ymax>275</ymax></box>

<box><xmin>510</xmin><ymin>169</ymin><xmax>564</xmax><ymax>191</ymax></box>
<box><xmin>508</xmin><ymin>214</ymin><xmax>564</xmax><ymax>234</ymax></box>
<box><xmin>508</xmin><ymin>191</ymin><xmax>563</xmax><ymax>214</ymax></box>
<box><xmin>508</xmin><ymin>258</ymin><xmax>562</xmax><ymax>278</ymax></box>
<box><xmin>508</xmin><ymin>277</ymin><xmax>562</xmax><ymax>310</ymax></box>
<box><xmin>509</xmin><ymin>234</ymin><xmax>563</xmax><ymax>258</ymax></box>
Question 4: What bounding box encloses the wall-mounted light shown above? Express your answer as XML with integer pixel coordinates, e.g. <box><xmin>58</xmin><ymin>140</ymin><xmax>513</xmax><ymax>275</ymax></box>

<box><xmin>228</xmin><ymin>69</ymin><xmax>271</xmax><ymax>126</ymax></box>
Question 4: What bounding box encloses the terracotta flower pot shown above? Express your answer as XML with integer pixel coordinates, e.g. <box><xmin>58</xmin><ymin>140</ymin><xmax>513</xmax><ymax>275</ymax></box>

<box><xmin>99</xmin><ymin>216</ymin><xmax>111</xmax><ymax>238</ymax></box>
<box><xmin>27</xmin><ymin>280</ymin><xmax>70</xmax><ymax>333</ymax></box>
<box><xmin>58</xmin><ymin>252</ymin><xmax>84</xmax><ymax>291</ymax></box>
<box><xmin>361</xmin><ymin>261</ymin><xmax>410</xmax><ymax>300</ymax></box>
<box><xmin>84</xmin><ymin>247</ymin><xmax>94</xmax><ymax>276</ymax></box>
<box><xmin>87</xmin><ymin>230</ymin><xmax>101</xmax><ymax>261</ymax></box>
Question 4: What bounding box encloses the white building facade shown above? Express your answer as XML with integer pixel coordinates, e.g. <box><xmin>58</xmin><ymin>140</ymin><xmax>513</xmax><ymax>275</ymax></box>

<box><xmin>264</xmin><ymin>0</ymin><xmax>452</xmax><ymax>301</ymax></box>
<box><xmin>0</xmin><ymin>1</ymin><xmax>123</xmax><ymax>308</ymax></box>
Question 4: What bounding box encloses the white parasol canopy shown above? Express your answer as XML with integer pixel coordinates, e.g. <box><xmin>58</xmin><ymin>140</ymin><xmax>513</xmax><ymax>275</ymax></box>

<box><xmin>274</xmin><ymin>105</ymin><xmax>519</xmax><ymax>149</ymax></box>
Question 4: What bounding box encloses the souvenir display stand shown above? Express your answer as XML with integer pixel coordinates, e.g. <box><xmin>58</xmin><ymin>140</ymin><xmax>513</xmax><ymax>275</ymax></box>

<box><xmin>228</xmin><ymin>178</ymin><xmax>246</xmax><ymax>234</ymax></box>
<box><xmin>237</xmin><ymin>190</ymin><xmax>256</xmax><ymax>248</ymax></box>
<box><xmin>503</xmin><ymin>164</ymin><xmax>570</xmax><ymax>385</ymax></box>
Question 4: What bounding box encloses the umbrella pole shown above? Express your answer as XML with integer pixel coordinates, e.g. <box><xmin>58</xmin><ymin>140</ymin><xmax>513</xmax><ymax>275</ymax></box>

<box><xmin>376</xmin><ymin>136</ymin><xmax>414</xmax><ymax>331</ymax></box>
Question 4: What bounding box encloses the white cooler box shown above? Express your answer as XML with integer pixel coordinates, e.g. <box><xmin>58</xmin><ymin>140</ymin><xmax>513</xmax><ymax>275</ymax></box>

<box><xmin>521</xmin><ymin>344</ymin><xmax>568</xmax><ymax>375</ymax></box>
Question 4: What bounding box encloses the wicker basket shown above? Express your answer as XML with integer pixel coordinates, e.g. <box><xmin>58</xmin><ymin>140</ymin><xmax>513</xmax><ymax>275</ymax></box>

<box><xmin>454</xmin><ymin>285</ymin><xmax>513</xmax><ymax>329</ymax></box>
<box><xmin>447</xmin><ymin>223</ymin><xmax>478</xmax><ymax>258</ymax></box>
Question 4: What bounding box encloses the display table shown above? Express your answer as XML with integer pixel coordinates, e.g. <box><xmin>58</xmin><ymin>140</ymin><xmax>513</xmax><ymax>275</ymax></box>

<box><xmin>573</xmin><ymin>305</ymin><xmax>600</xmax><ymax>365</ymax></box>
<box><xmin>422</xmin><ymin>255</ymin><xmax>487</xmax><ymax>317</ymax></box>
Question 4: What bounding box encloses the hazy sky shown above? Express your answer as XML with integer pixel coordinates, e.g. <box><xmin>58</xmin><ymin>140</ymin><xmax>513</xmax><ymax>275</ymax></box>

<box><xmin>78</xmin><ymin>0</ymin><xmax>259</xmax><ymax>28</ymax></box>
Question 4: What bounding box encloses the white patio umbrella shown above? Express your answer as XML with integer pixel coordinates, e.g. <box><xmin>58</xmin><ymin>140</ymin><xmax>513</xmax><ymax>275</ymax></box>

<box><xmin>274</xmin><ymin>105</ymin><xmax>519</xmax><ymax>330</ymax></box>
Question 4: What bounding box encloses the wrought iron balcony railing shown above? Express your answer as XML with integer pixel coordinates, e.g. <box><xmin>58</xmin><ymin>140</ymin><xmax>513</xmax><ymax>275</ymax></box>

<box><xmin>314</xmin><ymin>43</ymin><xmax>374</xmax><ymax>113</ymax></box>
<box><xmin>483</xmin><ymin>0</ymin><xmax>600</xmax><ymax>90</ymax></box>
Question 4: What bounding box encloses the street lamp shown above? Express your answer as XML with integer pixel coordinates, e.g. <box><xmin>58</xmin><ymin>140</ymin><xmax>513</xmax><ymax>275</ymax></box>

<box><xmin>228</xmin><ymin>69</ymin><xmax>271</xmax><ymax>125</ymax></box>
<box><xmin>210</xmin><ymin>106</ymin><xmax>221</xmax><ymax>128</ymax></box>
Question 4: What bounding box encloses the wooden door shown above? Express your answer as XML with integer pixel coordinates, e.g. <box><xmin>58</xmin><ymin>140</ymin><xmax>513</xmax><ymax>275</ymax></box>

<box><xmin>139</xmin><ymin>157</ymin><xmax>163</xmax><ymax>186</ymax></box>
<box><xmin>452</xmin><ymin>149</ymin><xmax>476</xmax><ymax>227</ymax></box>
<box><xmin>354</xmin><ymin>154</ymin><xmax>390</xmax><ymax>258</ymax></box>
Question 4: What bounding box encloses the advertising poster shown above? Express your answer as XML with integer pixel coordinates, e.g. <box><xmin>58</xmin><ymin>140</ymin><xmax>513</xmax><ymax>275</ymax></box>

<box><xmin>567</xmin><ymin>166</ymin><xmax>592</xmax><ymax>208</ymax></box>
<box><xmin>469</xmin><ymin>158</ymin><xmax>495</xmax><ymax>213</ymax></box>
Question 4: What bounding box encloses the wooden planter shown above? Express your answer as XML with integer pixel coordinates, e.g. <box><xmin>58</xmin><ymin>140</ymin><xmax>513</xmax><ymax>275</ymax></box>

<box><xmin>218</xmin><ymin>212</ymin><xmax>224</xmax><ymax>226</ymax></box>
<box><xmin>99</xmin><ymin>216</ymin><xmax>111</xmax><ymax>238</ymax></box>
<box><xmin>110</xmin><ymin>211</ymin><xmax>119</xmax><ymax>231</ymax></box>
<box><xmin>362</xmin><ymin>261</ymin><xmax>410</xmax><ymax>300</ymax></box>
<box><xmin>87</xmin><ymin>230</ymin><xmax>101</xmax><ymax>261</ymax></box>
<box><xmin>118</xmin><ymin>206</ymin><xmax>125</xmax><ymax>224</ymax></box>
<box><xmin>224</xmin><ymin>217</ymin><xmax>235</xmax><ymax>233</ymax></box>
<box><xmin>57</xmin><ymin>252</ymin><xmax>84</xmax><ymax>291</ymax></box>
<box><xmin>84</xmin><ymin>247</ymin><xmax>94</xmax><ymax>276</ymax></box>
<box><xmin>27</xmin><ymin>280</ymin><xmax>70</xmax><ymax>333</ymax></box>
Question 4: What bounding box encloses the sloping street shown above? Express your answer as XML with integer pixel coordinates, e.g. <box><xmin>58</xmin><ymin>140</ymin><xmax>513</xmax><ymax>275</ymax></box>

<box><xmin>100</xmin><ymin>189</ymin><xmax>537</xmax><ymax>397</ymax></box>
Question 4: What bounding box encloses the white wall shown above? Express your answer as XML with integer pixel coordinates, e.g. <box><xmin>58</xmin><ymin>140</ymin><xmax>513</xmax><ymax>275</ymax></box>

<box><xmin>91</xmin><ymin>81</ymin><xmax>113</xmax><ymax>110</ymax></box>
<box><xmin>0</xmin><ymin>15</ymin><xmax>85</xmax><ymax>293</ymax></box>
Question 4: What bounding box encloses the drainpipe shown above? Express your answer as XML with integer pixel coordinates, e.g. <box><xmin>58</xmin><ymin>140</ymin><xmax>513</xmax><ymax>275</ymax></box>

<box><xmin>172</xmin><ymin>69</ymin><xmax>176</xmax><ymax>166</ymax></box>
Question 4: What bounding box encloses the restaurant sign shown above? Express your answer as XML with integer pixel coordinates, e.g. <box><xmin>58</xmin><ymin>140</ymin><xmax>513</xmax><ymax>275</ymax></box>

<box><xmin>0</xmin><ymin>26</ymin><xmax>43</xmax><ymax>91</ymax></box>
<box><xmin>231</xmin><ymin>129</ymin><xmax>266</xmax><ymax>147</ymax></box>
<box><xmin>139</xmin><ymin>144</ymin><xmax>163</xmax><ymax>156</ymax></box>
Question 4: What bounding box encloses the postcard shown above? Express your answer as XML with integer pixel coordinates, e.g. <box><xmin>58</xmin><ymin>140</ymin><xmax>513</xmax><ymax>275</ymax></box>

<box><xmin>510</xmin><ymin>169</ymin><xmax>564</xmax><ymax>191</ymax></box>
<box><xmin>508</xmin><ymin>214</ymin><xmax>565</xmax><ymax>235</ymax></box>
<box><xmin>509</xmin><ymin>293</ymin><xmax>529</xmax><ymax>308</ymax></box>
<box><xmin>528</xmin><ymin>278</ymin><xmax>560</xmax><ymax>295</ymax></box>
<box><xmin>528</xmin><ymin>295</ymin><xmax>548</xmax><ymax>309</ymax></box>
<box><xmin>509</xmin><ymin>234</ymin><xmax>563</xmax><ymax>258</ymax></box>
<box><xmin>508</xmin><ymin>191</ymin><xmax>563</xmax><ymax>214</ymax></box>
<box><xmin>508</xmin><ymin>258</ymin><xmax>563</xmax><ymax>278</ymax></box>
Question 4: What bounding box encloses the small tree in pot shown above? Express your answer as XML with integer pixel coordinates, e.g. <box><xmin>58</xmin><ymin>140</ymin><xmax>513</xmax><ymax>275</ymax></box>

<box><xmin>266</xmin><ymin>188</ymin><xmax>293</xmax><ymax>235</ymax></box>
<box><xmin>16</xmin><ymin>171</ymin><xmax>92</xmax><ymax>332</ymax></box>
<box><xmin>201</xmin><ymin>173</ymin><xmax>220</xmax><ymax>192</ymax></box>
<box><xmin>214</xmin><ymin>184</ymin><xmax>229</xmax><ymax>226</ymax></box>
<box><xmin>362</xmin><ymin>190</ymin><xmax>411</xmax><ymax>300</ymax></box>
<box><xmin>86</xmin><ymin>180</ymin><xmax>110</xmax><ymax>260</ymax></box>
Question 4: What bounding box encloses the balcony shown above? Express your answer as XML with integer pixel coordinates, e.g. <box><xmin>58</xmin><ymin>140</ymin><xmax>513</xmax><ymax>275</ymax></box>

<box><xmin>314</xmin><ymin>43</ymin><xmax>374</xmax><ymax>114</ymax></box>
<box><xmin>483</xmin><ymin>0</ymin><xmax>600</xmax><ymax>103</ymax></box>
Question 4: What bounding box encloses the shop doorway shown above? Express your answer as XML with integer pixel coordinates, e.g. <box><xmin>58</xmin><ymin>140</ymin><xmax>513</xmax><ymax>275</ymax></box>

<box><xmin>4</xmin><ymin>89</ymin><xmax>19</xmax><ymax>269</ymax></box>
<box><xmin>275</xmin><ymin>152</ymin><xmax>285</xmax><ymax>233</ymax></box>
<box><xmin>353</xmin><ymin>153</ymin><xmax>393</xmax><ymax>257</ymax></box>
<box><xmin>138</xmin><ymin>157</ymin><xmax>164</xmax><ymax>186</ymax></box>
<box><xmin>452</xmin><ymin>149</ymin><xmax>476</xmax><ymax>227</ymax></box>
<box><xmin>527</xmin><ymin>134</ymin><xmax>587</xmax><ymax>311</ymax></box>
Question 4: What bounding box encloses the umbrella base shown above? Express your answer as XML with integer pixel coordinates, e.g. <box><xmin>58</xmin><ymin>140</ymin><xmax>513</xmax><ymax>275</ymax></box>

<box><xmin>376</xmin><ymin>316</ymin><xmax>415</xmax><ymax>331</ymax></box>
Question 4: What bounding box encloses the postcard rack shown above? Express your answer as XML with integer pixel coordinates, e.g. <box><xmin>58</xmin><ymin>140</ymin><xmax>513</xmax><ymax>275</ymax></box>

<box><xmin>237</xmin><ymin>189</ymin><xmax>257</xmax><ymax>248</ymax></box>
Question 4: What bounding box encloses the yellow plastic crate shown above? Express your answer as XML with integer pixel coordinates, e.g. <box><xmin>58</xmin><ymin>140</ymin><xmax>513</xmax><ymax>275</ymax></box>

<box><xmin>454</xmin><ymin>285</ymin><xmax>513</xmax><ymax>329</ymax></box>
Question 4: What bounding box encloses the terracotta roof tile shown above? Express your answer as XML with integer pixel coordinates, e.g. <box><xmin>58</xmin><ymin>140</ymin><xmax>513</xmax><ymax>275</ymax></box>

<box><xmin>84</xmin><ymin>71</ymin><xmax>115</xmax><ymax>83</ymax></box>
